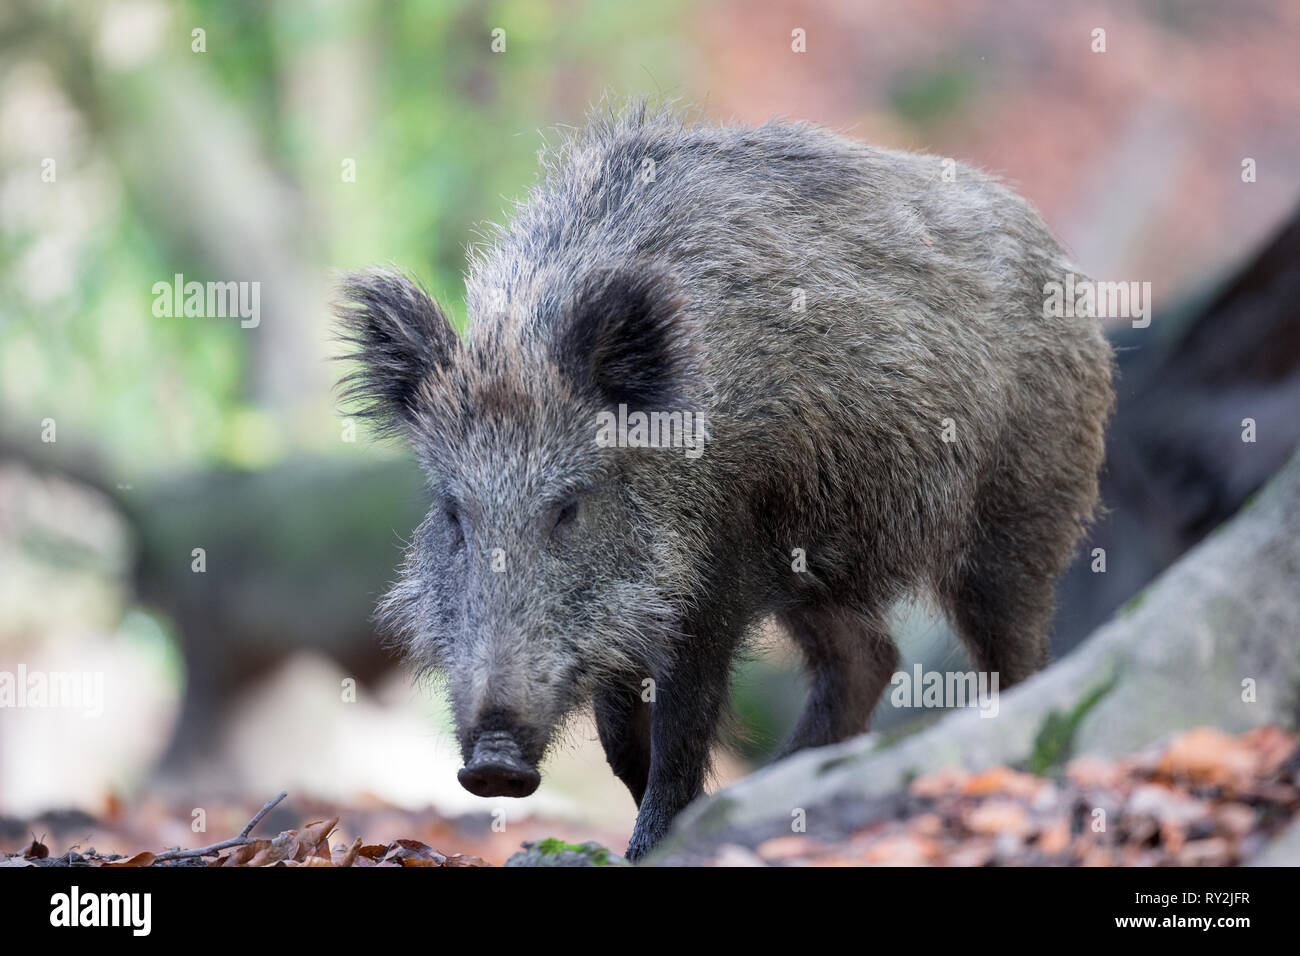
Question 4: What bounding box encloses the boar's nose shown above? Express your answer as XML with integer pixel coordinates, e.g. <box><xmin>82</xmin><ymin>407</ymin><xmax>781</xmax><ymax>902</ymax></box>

<box><xmin>458</xmin><ymin>730</ymin><xmax>541</xmax><ymax>798</ymax></box>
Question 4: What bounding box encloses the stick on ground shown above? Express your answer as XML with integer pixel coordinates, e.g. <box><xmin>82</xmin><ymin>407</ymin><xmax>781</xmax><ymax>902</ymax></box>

<box><xmin>153</xmin><ymin>791</ymin><xmax>288</xmax><ymax>862</ymax></box>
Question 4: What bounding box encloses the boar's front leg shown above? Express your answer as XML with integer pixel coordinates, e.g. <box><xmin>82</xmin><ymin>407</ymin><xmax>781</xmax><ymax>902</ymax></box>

<box><xmin>594</xmin><ymin>685</ymin><xmax>652</xmax><ymax>806</ymax></box>
<box><xmin>624</xmin><ymin>622</ymin><xmax>741</xmax><ymax>862</ymax></box>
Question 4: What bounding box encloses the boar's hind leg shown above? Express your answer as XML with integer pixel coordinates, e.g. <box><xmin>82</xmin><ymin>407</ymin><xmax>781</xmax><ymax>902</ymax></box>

<box><xmin>775</xmin><ymin>605</ymin><xmax>899</xmax><ymax>758</ymax></box>
<box><xmin>594</xmin><ymin>686</ymin><xmax>652</xmax><ymax>806</ymax></box>
<box><xmin>946</xmin><ymin>517</ymin><xmax>1058</xmax><ymax>686</ymax></box>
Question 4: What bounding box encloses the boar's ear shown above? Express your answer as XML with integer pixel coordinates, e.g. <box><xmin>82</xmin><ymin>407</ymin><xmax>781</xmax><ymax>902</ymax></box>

<box><xmin>556</xmin><ymin>266</ymin><xmax>700</xmax><ymax>411</ymax></box>
<box><xmin>334</xmin><ymin>269</ymin><xmax>460</xmax><ymax>435</ymax></box>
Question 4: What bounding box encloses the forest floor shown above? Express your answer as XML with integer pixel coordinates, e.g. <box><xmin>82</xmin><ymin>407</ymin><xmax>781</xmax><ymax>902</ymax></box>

<box><xmin>0</xmin><ymin>790</ymin><xmax>630</xmax><ymax>867</ymax></box>
<box><xmin>1</xmin><ymin>726</ymin><xmax>1295</xmax><ymax>867</ymax></box>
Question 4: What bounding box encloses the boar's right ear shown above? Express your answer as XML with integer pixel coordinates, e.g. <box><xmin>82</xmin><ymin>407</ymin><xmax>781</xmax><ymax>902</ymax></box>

<box><xmin>556</xmin><ymin>266</ymin><xmax>700</xmax><ymax>411</ymax></box>
<box><xmin>334</xmin><ymin>269</ymin><xmax>460</xmax><ymax>435</ymax></box>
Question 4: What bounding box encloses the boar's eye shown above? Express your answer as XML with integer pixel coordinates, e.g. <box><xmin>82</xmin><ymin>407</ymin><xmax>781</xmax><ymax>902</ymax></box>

<box><xmin>550</xmin><ymin>496</ymin><xmax>579</xmax><ymax>535</ymax></box>
<box><xmin>445</xmin><ymin>508</ymin><xmax>465</xmax><ymax>551</ymax></box>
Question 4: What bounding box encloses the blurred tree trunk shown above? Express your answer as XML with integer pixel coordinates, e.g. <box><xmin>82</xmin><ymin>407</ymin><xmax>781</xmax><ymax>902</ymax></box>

<box><xmin>1055</xmin><ymin>206</ymin><xmax>1300</xmax><ymax>652</ymax></box>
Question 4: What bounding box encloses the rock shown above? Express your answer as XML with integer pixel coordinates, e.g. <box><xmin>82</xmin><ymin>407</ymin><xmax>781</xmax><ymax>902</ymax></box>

<box><xmin>649</xmin><ymin>448</ymin><xmax>1300</xmax><ymax>864</ymax></box>
<box><xmin>1246</xmin><ymin>818</ymin><xmax>1300</xmax><ymax>865</ymax></box>
<box><xmin>505</xmin><ymin>839</ymin><xmax>627</xmax><ymax>867</ymax></box>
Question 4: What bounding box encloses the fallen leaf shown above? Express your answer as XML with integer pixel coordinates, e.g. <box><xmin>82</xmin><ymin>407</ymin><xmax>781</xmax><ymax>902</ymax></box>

<box><xmin>963</xmin><ymin>766</ymin><xmax>1045</xmax><ymax>799</ymax></box>
<box><xmin>221</xmin><ymin>840</ymin><xmax>271</xmax><ymax>866</ymax></box>
<box><xmin>1065</xmin><ymin>755</ymin><xmax>1124</xmax><ymax>789</ymax></box>
<box><xmin>965</xmin><ymin>800</ymin><xmax>1033</xmax><ymax>837</ymax></box>
<box><xmin>910</xmin><ymin>766</ymin><xmax>969</xmax><ymax>798</ymax></box>
<box><xmin>1158</xmin><ymin>727</ymin><xmax>1259</xmax><ymax>788</ymax></box>
<box><xmin>1217</xmin><ymin>802</ymin><xmax>1257</xmax><ymax>836</ymax></box>
<box><xmin>862</xmin><ymin>833</ymin><xmax>939</xmax><ymax>865</ymax></box>
<box><xmin>336</xmin><ymin>837</ymin><xmax>363</xmax><ymax>868</ymax></box>
<box><xmin>945</xmin><ymin>838</ymin><xmax>996</xmax><ymax>867</ymax></box>
<box><xmin>1177</xmin><ymin>837</ymin><xmax>1232</xmax><ymax>866</ymax></box>
<box><xmin>1037</xmin><ymin>819</ymin><xmax>1071</xmax><ymax>856</ymax></box>
<box><xmin>711</xmin><ymin>844</ymin><xmax>767</xmax><ymax>867</ymax></box>
<box><xmin>382</xmin><ymin>839</ymin><xmax>447</xmax><ymax>866</ymax></box>
<box><xmin>755</xmin><ymin>835</ymin><xmax>817</xmax><ymax>861</ymax></box>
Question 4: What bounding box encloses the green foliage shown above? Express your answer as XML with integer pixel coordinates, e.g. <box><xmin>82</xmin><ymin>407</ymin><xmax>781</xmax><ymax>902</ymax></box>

<box><xmin>1025</xmin><ymin>672</ymin><xmax>1119</xmax><ymax>775</ymax></box>
<box><xmin>1120</xmin><ymin>588</ymin><xmax>1150</xmax><ymax>617</ymax></box>
<box><xmin>1</xmin><ymin>0</ymin><xmax>690</xmax><ymax>473</ymax></box>
<box><xmin>889</xmin><ymin>64</ymin><xmax>977</xmax><ymax>125</ymax></box>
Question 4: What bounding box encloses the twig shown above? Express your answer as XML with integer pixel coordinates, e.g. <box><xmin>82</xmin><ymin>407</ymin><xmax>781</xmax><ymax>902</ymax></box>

<box><xmin>153</xmin><ymin>791</ymin><xmax>288</xmax><ymax>862</ymax></box>
<box><xmin>238</xmin><ymin>791</ymin><xmax>289</xmax><ymax>838</ymax></box>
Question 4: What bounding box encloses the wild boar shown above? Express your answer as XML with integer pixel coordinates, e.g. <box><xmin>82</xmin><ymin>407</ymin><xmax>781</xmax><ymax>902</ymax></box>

<box><xmin>336</xmin><ymin>103</ymin><xmax>1114</xmax><ymax>860</ymax></box>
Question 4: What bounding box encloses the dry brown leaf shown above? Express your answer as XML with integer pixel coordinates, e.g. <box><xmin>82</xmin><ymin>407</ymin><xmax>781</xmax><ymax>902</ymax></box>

<box><xmin>1158</xmin><ymin>727</ymin><xmax>1259</xmax><ymax>788</ymax></box>
<box><xmin>295</xmin><ymin>817</ymin><xmax>339</xmax><ymax>859</ymax></box>
<box><xmin>337</xmin><ymin>837</ymin><xmax>363</xmax><ymax>868</ymax></box>
<box><xmin>862</xmin><ymin>833</ymin><xmax>939</xmax><ymax>865</ymax></box>
<box><xmin>1177</xmin><ymin>837</ymin><xmax>1232</xmax><ymax>866</ymax></box>
<box><xmin>962</xmin><ymin>766</ymin><xmax>1044</xmax><ymax>799</ymax></box>
<box><xmin>965</xmin><ymin>800</ymin><xmax>1033</xmax><ymax>837</ymax></box>
<box><xmin>1217</xmin><ymin>802</ymin><xmax>1258</xmax><ymax>836</ymax></box>
<box><xmin>1065</xmin><ymin>755</ymin><xmax>1124</xmax><ymax>789</ymax></box>
<box><xmin>710</xmin><ymin>844</ymin><xmax>767</xmax><ymax>867</ymax></box>
<box><xmin>102</xmin><ymin>851</ymin><xmax>155</xmax><ymax>868</ymax></box>
<box><xmin>1126</xmin><ymin>783</ymin><xmax>1208</xmax><ymax>825</ymax></box>
<box><xmin>945</xmin><ymin>837</ymin><xmax>996</xmax><ymax>867</ymax></box>
<box><xmin>1037</xmin><ymin>819</ymin><xmax>1071</xmax><ymax>856</ymax></box>
<box><xmin>910</xmin><ymin>766</ymin><xmax>969</xmax><ymax>798</ymax></box>
<box><xmin>908</xmin><ymin>813</ymin><xmax>945</xmax><ymax>837</ymax></box>
<box><xmin>221</xmin><ymin>840</ymin><xmax>271</xmax><ymax>866</ymax></box>
<box><xmin>382</xmin><ymin>839</ymin><xmax>447</xmax><ymax>866</ymax></box>
<box><xmin>1239</xmin><ymin>726</ymin><xmax>1298</xmax><ymax>775</ymax></box>
<box><xmin>754</xmin><ymin>835</ymin><xmax>817</xmax><ymax>861</ymax></box>
<box><xmin>246</xmin><ymin>832</ymin><xmax>296</xmax><ymax>867</ymax></box>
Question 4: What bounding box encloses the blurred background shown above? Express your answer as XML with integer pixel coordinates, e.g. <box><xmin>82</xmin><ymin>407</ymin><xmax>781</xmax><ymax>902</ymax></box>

<box><xmin>1</xmin><ymin>0</ymin><xmax>1298</xmax><ymax>861</ymax></box>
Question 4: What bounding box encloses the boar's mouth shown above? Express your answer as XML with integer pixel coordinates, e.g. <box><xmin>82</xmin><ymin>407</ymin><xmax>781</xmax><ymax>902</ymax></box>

<box><xmin>457</xmin><ymin>730</ymin><xmax>542</xmax><ymax>798</ymax></box>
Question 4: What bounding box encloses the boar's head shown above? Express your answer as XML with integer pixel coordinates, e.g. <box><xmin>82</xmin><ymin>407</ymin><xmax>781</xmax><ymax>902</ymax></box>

<box><xmin>336</xmin><ymin>266</ymin><xmax>701</xmax><ymax>798</ymax></box>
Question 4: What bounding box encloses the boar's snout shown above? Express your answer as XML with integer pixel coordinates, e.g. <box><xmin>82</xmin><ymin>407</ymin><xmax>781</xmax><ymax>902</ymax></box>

<box><xmin>458</xmin><ymin>730</ymin><xmax>541</xmax><ymax>798</ymax></box>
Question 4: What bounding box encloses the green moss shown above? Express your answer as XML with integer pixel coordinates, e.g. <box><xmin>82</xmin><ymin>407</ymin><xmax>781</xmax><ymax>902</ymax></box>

<box><xmin>816</xmin><ymin>754</ymin><xmax>856</xmax><ymax>776</ymax></box>
<box><xmin>1024</xmin><ymin>672</ymin><xmax>1119</xmax><ymax>775</ymax></box>
<box><xmin>1120</xmin><ymin>589</ymin><xmax>1150</xmax><ymax>617</ymax></box>
<box><xmin>533</xmin><ymin>838</ymin><xmax>611</xmax><ymax>865</ymax></box>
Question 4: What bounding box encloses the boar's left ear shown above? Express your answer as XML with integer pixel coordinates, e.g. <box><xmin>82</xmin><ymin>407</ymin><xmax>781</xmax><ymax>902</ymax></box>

<box><xmin>556</xmin><ymin>265</ymin><xmax>701</xmax><ymax>411</ymax></box>
<box><xmin>334</xmin><ymin>269</ymin><xmax>461</xmax><ymax>436</ymax></box>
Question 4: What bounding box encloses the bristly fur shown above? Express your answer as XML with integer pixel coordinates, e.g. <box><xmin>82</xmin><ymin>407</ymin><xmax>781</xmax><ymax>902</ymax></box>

<box><xmin>555</xmin><ymin>264</ymin><xmax>703</xmax><ymax>412</ymax></box>
<box><xmin>335</xmin><ymin>99</ymin><xmax>1115</xmax><ymax>860</ymax></box>
<box><xmin>334</xmin><ymin>268</ymin><xmax>461</xmax><ymax>438</ymax></box>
